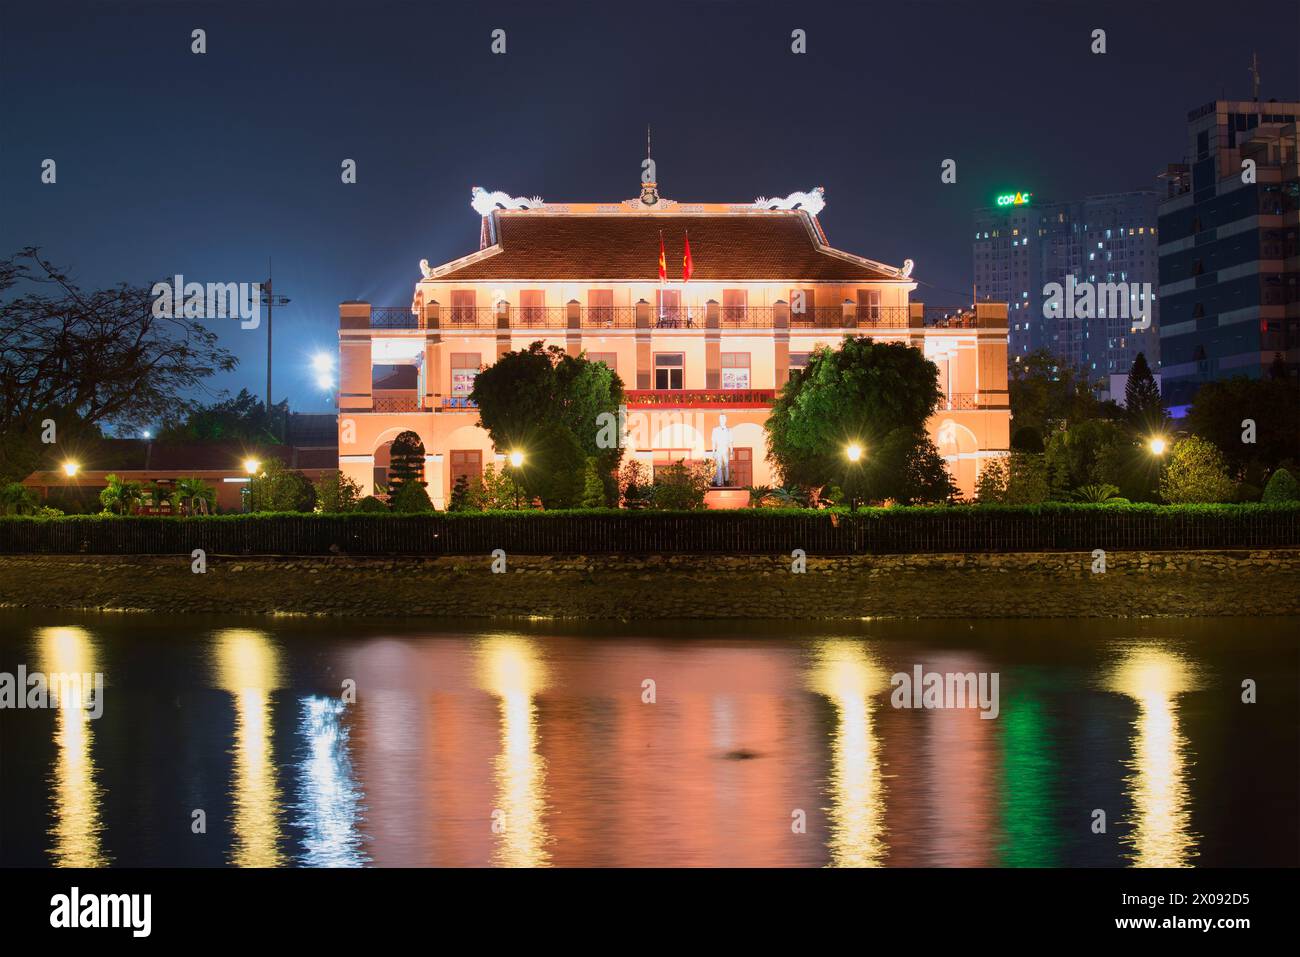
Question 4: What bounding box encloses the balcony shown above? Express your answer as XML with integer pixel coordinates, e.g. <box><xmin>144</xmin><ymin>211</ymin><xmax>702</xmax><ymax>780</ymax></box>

<box><xmin>625</xmin><ymin>389</ymin><xmax>777</xmax><ymax>408</ymax></box>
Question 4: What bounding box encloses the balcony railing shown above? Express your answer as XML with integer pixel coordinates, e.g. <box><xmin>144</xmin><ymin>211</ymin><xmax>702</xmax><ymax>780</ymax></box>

<box><xmin>581</xmin><ymin>306</ymin><xmax>638</xmax><ymax>328</ymax></box>
<box><xmin>363</xmin><ymin>304</ymin><xmax>924</xmax><ymax>331</ymax></box>
<box><xmin>372</xmin><ymin>389</ymin><xmax>420</xmax><ymax>412</ymax></box>
<box><xmin>938</xmin><ymin>393</ymin><xmax>979</xmax><ymax>411</ymax></box>
<box><xmin>371</xmin><ymin>307</ymin><xmax>420</xmax><ymax>329</ymax></box>
<box><xmin>625</xmin><ymin>389</ymin><xmax>777</xmax><ymax>407</ymax></box>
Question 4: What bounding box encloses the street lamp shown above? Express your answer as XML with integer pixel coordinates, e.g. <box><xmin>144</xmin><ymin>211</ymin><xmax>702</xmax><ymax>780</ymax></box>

<box><xmin>243</xmin><ymin>458</ymin><xmax>261</xmax><ymax>476</ymax></box>
<box><xmin>844</xmin><ymin>443</ymin><xmax>866</xmax><ymax>512</ymax></box>
<box><xmin>61</xmin><ymin>461</ymin><xmax>80</xmax><ymax>477</ymax></box>
<box><xmin>506</xmin><ymin>450</ymin><xmax>526</xmax><ymax>508</ymax></box>
<box><xmin>1148</xmin><ymin>436</ymin><xmax>1167</xmax><ymax>456</ymax></box>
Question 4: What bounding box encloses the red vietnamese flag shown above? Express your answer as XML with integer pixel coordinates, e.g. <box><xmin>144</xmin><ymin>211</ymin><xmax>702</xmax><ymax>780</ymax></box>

<box><xmin>657</xmin><ymin>231</ymin><xmax>667</xmax><ymax>281</ymax></box>
<box><xmin>682</xmin><ymin>230</ymin><xmax>693</xmax><ymax>283</ymax></box>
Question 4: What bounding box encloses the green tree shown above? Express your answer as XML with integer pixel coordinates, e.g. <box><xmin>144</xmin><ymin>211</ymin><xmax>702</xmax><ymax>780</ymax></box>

<box><xmin>386</xmin><ymin>431</ymin><xmax>426</xmax><ymax>495</ymax></box>
<box><xmin>355</xmin><ymin>495</ymin><xmax>389</xmax><ymax>513</ymax></box>
<box><xmin>471</xmin><ymin>342</ymin><xmax>625</xmax><ymax>504</ymax></box>
<box><xmin>99</xmin><ymin>474</ymin><xmax>143</xmax><ymax>515</ymax></box>
<box><xmin>175</xmin><ymin>477</ymin><xmax>216</xmax><ymax>515</ymax></box>
<box><xmin>1159</xmin><ymin>436</ymin><xmax>1236</xmax><ymax>503</ymax></box>
<box><xmin>447</xmin><ymin>474</ymin><xmax>473</xmax><ymax>512</ymax></box>
<box><xmin>765</xmin><ymin>337</ymin><xmax>943</xmax><ymax>498</ymax></box>
<box><xmin>1123</xmin><ymin>352</ymin><xmax>1165</xmax><ymax>435</ymax></box>
<box><xmin>479</xmin><ymin>463</ymin><xmax>528</xmax><ymax>509</ymax></box>
<box><xmin>313</xmin><ymin>470</ymin><xmax>361</xmax><ymax>513</ymax></box>
<box><xmin>248</xmin><ymin>458</ymin><xmax>316</xmax><ymax>512</ymax></box>
<box><xmin>1185</xmin><ymin>376</ymin><xmax>1300</xmax><ymax>475</ymax></box>
<box><xmin>1261</xmin><ymin>467</ymin><xmax>1300</xmax><ymax>503</ymax></box>
<box><xmin>650</xmin><ymin>459</ymin><xmax>713</xmax><ymax>510</ymax></box>
<box><xmin>389</xmin><ymin>480</ymin><xmax>434</xmax><ymax>513</ymax></box>
<box><xmin>0</xmin><ymin>248</ymin><xmax>237</xmax><ymax>483</ymax></box>
<box><xmin>1009</xmin><ymin>349</ymin><xmax>1115</xmax><ymax>439</ymax></box>
<box><xmin>619</xmin><ymin>460</ymin><xmax>651</xmax><ymax>508</ymax></box>
<box><xmin>579</xmin><ymin>457</ymin><xmax>607</xmax><ymax>508</ymax></box>
<box><xmin>0</xmin><ymin>482</ymin><xmax>38</xmax><ymax>515</ymax></box>
<box><xmin>1044</xmin><ymin>419</ymin><xmax>1125</xmax><ymax>496</ymax></box>
<box><xmin>156</xmin><ymin>388</ymin><xmax>286</xmax><ymax>444</ymax></box>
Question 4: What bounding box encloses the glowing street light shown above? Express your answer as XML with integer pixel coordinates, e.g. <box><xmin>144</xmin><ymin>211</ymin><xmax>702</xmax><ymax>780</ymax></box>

<box><xmin>1148</xmin><ymin>437</ymin><xmax>1168</xmax><ymax>456</ymax></box>
<box><xmin>243</xmin><ymin>458</ymin><xmax>261</xmax><ymax>476</ymax></box>
<box><xmin>61</xmin><ymin>461</ymin><xmax>80</xmax><ymax>477</ymax></box>
<box><xmin>845</xmin><ymin>443</ymin><xmax>863</xmax><ymax>462</ymax></box>
<box><xmin>509</xmin><ymin>451</ymin><xmax>525</xmax><ymax>468</ymax></box>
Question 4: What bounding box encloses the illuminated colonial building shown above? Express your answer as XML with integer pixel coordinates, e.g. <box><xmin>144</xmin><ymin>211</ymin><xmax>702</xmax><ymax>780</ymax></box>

<box><xmin>337</xmin><ymin>182</ymin><xmax>1011</xmax><ymax>505</ymax></box>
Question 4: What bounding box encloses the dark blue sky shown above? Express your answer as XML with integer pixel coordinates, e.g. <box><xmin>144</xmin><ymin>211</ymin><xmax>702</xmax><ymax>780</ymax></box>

<box><xmin>4</xmin><ymin>0</ymin><xmax>1297</xmax><ymax>418</ymax></box>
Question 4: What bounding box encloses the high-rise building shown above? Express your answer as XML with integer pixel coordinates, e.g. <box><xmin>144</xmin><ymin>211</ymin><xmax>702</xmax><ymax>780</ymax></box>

<box><xmin>1156</xmin><ymin>99</ymin><xmax>1300</xmax><ymax>407</ymax></box>
<box><xmin>974</xmin><ymin>191</ymin><xmax>1161</xmax><ymax>394</ymax></box>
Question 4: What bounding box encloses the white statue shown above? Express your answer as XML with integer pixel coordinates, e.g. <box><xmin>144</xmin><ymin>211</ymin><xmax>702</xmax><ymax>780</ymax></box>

<box><xmin>419</xmin><ymin>258</ymin><xmax>434</xmax><ymax>279</ymax></box>
<box><xmin>710</xmin><ymin>414</ymin><xmax>734</xmax><ymax>486</ymax></box>
<box><xmin>471</xmin><ymin>186</ymin><xmax>544</xmax><ymax>217</ymax></box>
<box><xmin>753</xmin><ymin>186</ymin><xmax>826</xmax><ymax>216</ymax></box>
<box><xmin>898</xmin><ymin>258</ymin><xmax>915</xmax><ymax>278</ymax></box>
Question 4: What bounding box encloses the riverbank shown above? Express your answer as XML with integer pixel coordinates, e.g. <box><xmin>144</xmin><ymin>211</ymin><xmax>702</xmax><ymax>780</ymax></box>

<box><xmin>1</xmin><ymin>550</ymin><xmax>1297</xmax><ymax>619</ymax></box>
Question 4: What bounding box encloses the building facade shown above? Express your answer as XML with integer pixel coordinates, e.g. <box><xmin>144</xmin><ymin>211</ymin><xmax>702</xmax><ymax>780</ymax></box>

<box><xmin>1156</xmin><ymin>99</ymin><xmax>1300</xmax><ymax>407</ymax></box>
<box><xmin>974</xmin><ymin>190</ymin><xmax>1161</xmax><ymax>396</ymax></box>
<box><xmin>339</xmin><ymin>184</ymin><xmax>1011</xmax><ymax>505</ymax></box>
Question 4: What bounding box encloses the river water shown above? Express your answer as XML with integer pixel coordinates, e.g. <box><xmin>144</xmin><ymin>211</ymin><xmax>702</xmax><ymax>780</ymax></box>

<box><xmin>0</xmin><ymin>610</ymin><xmax>1295</xmax><ymax>867</ymax></box>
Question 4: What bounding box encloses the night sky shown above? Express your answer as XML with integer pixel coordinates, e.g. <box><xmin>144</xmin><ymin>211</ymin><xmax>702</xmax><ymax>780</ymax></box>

<box><xmin>3</xmin><ymin>0</ymin><xmax>1297</xmax><ymax>417</ymax></box>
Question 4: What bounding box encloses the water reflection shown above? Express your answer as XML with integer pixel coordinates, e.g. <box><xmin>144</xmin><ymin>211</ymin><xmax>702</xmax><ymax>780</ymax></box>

<box><xmin>476</xmin><ymin>635</ymin><xmax>551</xmax><ymax>867</ymax></box>
<box><xmin>38</xmin><ymin>626</ymin><xmax>108</xmax><ymax>867</ymax></box>
<box><xmin>1104</xmin><ymin>645</ymin><xmax>1201</xmax><ymax>867</ymax></box>
<box><xmin>292</xmin><ymin>696</ymin><xmax>368</xmax><ymax>867</ymax></box>
<box><xmin>806</xmin><ymin>639</ymin><xmax>888</xmax><ymax>867</ymax></box>
<box><xmin>212</xmin><ymin>628</ymin><xmax>284</xmax><ymax>867</ymax></box>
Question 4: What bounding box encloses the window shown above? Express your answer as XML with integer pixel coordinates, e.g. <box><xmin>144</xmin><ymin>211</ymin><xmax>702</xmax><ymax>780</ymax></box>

<box><xmin>654</xmin><ymin>352</ymin><xmax>684</xmax><ymax>390</ymax></box>
<box><xmin>450</xmin><ymin>352</ymin><xmax>481</xmax><ymax>397</ymax></box>
<box><xmin>450</xmin><ymin>450</ymin><xmax>482</xmax><ymax>489</ymax></box>
<box><xmin>450</xmin><ymin>290</ymin><xmax>475</xmax><ymax>325</ymax></box>
<box><xmin>588</xmin><ymin>289</ymin><xmax>614</xmax><ymax>326</ymax></box>
<box><xmin>788</xmin><ymin>352</ymin><xmax>811</xmax><ymax>382</ymax></box>
<box><xmin>856</xmin><ymin>289</ymin><xmax>881</xmax><ymax>323</ymax></box>
<box><xmin>721</xmin><ymin>352</ymin><xmax>750</xmax><ymax>390</ymax></box>
<box><xmin>722</xmin><ymin>289</ymin><xmax>747</xmax><ymax>325</ymax></box>
<box><xmin>586</xmin><ymin>351</ymin><xmax>617</xmax><ymax>372</ymax></box>
<box><xmin>519</xmin><ymin>289</ymin><xmax>545</xmax><ymax>326</ymax></box>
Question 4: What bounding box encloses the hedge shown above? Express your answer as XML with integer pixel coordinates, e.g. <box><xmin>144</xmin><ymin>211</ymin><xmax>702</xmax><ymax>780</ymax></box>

<box><xmin>1</xmin><ymin>504</ymin><xmax>1297</xmax><ymax>555</ymax></box>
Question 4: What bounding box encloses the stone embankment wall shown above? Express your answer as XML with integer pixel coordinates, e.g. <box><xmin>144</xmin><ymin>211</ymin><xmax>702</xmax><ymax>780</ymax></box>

<box><xmin>1</xmin><ymin>550</ymin><xmax>1297</xmax><ymax>619</ymax></box>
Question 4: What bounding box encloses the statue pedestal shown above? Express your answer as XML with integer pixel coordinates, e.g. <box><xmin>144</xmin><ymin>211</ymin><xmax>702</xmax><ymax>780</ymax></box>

<box><xmin>704</xmin><ymin>488</ymin><xmax>749</xmax><ymax>510</ymax></box>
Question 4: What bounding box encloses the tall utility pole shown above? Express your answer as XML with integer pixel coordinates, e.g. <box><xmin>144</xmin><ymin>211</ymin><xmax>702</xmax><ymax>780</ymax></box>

<box><xmin>260</xmin><ymin>259</ymin><xmax>291</xmax><ymax>440</ymax></box>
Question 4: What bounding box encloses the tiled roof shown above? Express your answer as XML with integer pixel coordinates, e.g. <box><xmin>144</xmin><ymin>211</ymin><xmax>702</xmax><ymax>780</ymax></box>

<box><xmin>429</xmin><ymin>212</ymin><xmax>900</xmax><ymax>282</ymax></box>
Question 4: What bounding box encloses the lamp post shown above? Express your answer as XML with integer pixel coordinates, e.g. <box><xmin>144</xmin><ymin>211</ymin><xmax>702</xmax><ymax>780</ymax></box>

<box><xmin>844</xmin><ymin>443</ymin><xmax>864</xmax><ymax>512</ymax></box>
<box><xmin>242</xmin><ymin>458</ymin><xmax>261</xmax><ymax>513</ymax></box>
<box><xmin>61</xmin><ymin>461</ymin><xmax>80</xmax><ymax>478</ymax></box>
<box><xmin>1148</xmin><ymin>436</ymin><xmax>1167</xmax><ymax>456</ymax></box>
<box><xmin>508</xmin><ymin>451</ymin><xmax>525</xmax><ymax>508</ymax></box>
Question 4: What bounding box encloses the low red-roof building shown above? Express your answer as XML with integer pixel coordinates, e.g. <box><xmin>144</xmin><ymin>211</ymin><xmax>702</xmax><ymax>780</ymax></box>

<box><xmin>340</xmin><ymin>181</ymin><xmax>1011</xmax><ymax>505</ymax></box>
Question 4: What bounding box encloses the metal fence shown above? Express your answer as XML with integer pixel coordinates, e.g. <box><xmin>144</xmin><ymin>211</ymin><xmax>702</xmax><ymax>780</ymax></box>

<box><xmin>2</xmin><ymin>508</ymin><xmax>1297</xmax><ymax>556</ymax></box>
